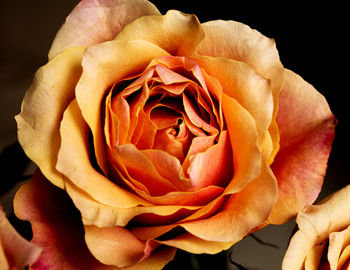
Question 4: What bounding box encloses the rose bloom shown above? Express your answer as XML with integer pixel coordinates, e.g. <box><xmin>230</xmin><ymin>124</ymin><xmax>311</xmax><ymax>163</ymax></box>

<box><xmin>14</xmin><ymin>0</ymin><xmax>336</xmax><ymax>268</ymax></box>
<box><xmin>0</xmin><ymin>206</ymin><xmax>41</xmax><ymax>269</ymax></box>
<box><xmin>283</xmin><ymin>185</ymin><xmax>350</xmax><ymax>270</ymax></box>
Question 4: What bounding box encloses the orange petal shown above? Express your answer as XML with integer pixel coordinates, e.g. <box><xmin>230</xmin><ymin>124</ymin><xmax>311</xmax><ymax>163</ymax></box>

<box><xmin>268</xmin><ymin>69</ymin><xmax>336</xmax><ymax>224</ymax></box>
<box><xmin>0</xmin><ymin>207</ymin><xmax>41</xmax><ymax>269</ymax></box>
<box><xmin>157</xmin><ymin>233</ymin><xmax>234</xmax><ymax>255</ymax></box>
<box><xmin>84</xmin><ymin>225</ymin><xmax>147</xmax><ymax>268</ymax></box>
<box><xmin>197</xmin><ymin>20</ymin><xmax>285</xmax><ymax>161</ymax></box>
<box><xmin>15</xmin><ymin>47</ymin><xmax>84</xmax><ymax>189</ymax></box>
<box><xmin>181</xmin><ymin>166</ymin><xmax>277</xmax><ymax>242</ymax></box>
<box><xmin>222</xmin><ymin>93</ymin><xmax>262</xmax><ymax>194</ymax></box>
<box><xmin>188</xmin><ymin>130</ymin><xmax>233</xmax><ymax>188</ymax></box>
<box><xmin>57</xmin><ymin>99</ymin><xmax>148</xmax><ymax>208</ymax></box>
<box><xmin>76</xmin><ymin>39</ymin><xmax>169</xmax><ymax>174</ymax></box>
<box><xmin>48</xmin><ymin>0</ymin><xmax>160</xmax><ymax>59</ymax></box>
<box><xmin>115</xmin><ymin>10</ymin><xmax>204</xmax><ymax>56</ymax></box>
<box><xmin>195</xmin><ymin>56</ymin><xmax>274</xmax><ymax>159</ymax></box>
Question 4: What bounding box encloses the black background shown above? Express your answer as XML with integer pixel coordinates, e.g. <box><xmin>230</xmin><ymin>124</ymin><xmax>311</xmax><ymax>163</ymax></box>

<box><xmin>0</xmin><ymin>1</ymin><xmax>349</xmax><ymax>269</ymax></box>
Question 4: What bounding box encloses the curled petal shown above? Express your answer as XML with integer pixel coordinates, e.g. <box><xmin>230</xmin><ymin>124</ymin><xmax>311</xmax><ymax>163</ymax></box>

<box><xmin>57</xmin><ymin>99</ymin><xmax>148</xmax><ymax>208</ymax></box>
<box><xmin>0</xmin><ymin>207</ymin><xmax>41</xmax><ymax>269</ymax></box>
<box><xmin>115</xmin><ymin>10</ymin><xmax>204</xmax><ymax>56</ymax></box>
<box><xmin>49</xmin><ymin>0</ymin><xmax>160</xmax><ymax>59</ymax></box>
<box><xmin>282</xmin><ymin>185</ymin><xmax>350</xmax><ymax>270</ymax></box>
<box><xmin>269</xmin><ymin>69</ymin><xmax>336</xmax><ymax>224</ymax></box>
<box><xmin>15</xmin><ymin>47</ymin><xmax>84</xmax><ymax>188</ymax></box>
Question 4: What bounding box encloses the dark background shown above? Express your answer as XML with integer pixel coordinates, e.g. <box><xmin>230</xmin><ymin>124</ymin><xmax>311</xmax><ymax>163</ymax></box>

<box><xmin>0</xmin><ymin>1</ymin><xmax>348</xmax><ymax>269</ymax></box>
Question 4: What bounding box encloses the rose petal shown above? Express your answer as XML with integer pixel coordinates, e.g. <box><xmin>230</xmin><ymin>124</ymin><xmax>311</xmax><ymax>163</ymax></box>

<box><xmin>115</xmin><ymin>10</ymin><xmax>204</xmax><ymax>57</ymax></box>
<box><xmin>181</xmin><ymin>166</ymin><xmax>277</xmax><ymax>242</ymax></box>
<box><xmin>57</xmin><ymin>99</ymin><xmax>148</xmax><ymax>208</ymax></box>
<box><xmin>84</xmin><ymin>225</ymin><xmax>147</xmax><ymax>268</ymax></box>
<box><xmin>195</xmin><ymin>56</ymin><xmax>274</xmax><ymax>158</ymax></box>
<box><xmin>0</xmin><ymin>207</ymin><xmax>41</xmax><ymax>269</ymax></box>
<box><xmin>188</xmin><ymin>130</ymin><xmax>233</xmax><ymax>188</ymax></box>
<box><xmin>76</xmin><ymin>39</ymin><xmax>169</xmax><ymax>174</ymax></box>
<box><xmin>269</xmin><ymin>69</ymin><xmax>336</xmax><ymax>224</ymax></box>
<box><xmin>158</xmin><ymin>233</ymin><xmax>234</xmax><ymax>255</ymax></box>
<box><xmin>14</xmin><ymin>170</ymin><xmax>111</xmax><ymax>269</ymax></box>
<box><xmin>15</xmin><ymin>47</ymin><xmax>84</xmax><ymax>188</ymax></box>
<box><xmin>197</xmin><ymin>20</ymin><xmax>285</xmax><ymax>161</ymax></box>
<box><xmin>221</xmin><ymin>93</ymin><xmax>262</xmax><ymax>194</ymax></box>
<box><xmin>48</xmin><ymin>0</ymin><xmax>160</xmax><ymax>59</ymax></box>
<box><xmin>282</xmin><ymin>185</ymin><xmax>350</xmax><ymax>270</ymax></box>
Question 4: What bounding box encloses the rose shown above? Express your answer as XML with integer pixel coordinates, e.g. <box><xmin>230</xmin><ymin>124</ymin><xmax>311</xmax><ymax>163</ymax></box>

<box><xmin>14</xmin><ymin>0</ymin><xmax>336</xmax><ymax>268</ymax></box>
<box><xmin>282</xmin><ymin>185</ymin><xmax>350</xmax><ymax>270</ymax></box>
<box><xmin>0</xmin><ymin>206</ymin><xmax>41</xmax><ymax>269</ymax></box>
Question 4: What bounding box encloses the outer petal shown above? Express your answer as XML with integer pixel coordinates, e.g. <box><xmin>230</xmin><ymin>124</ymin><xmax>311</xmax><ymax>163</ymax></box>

<box><xmin>181</xmin><ymin>166</ymin><xmax>278</xmax><ymax>243</ymax></box>
<box><xmin>76</xmin><ymin>39</ymin><xmax>169</xmax><ymax>174</ymax></box>
<box><xmin>48</xmin><ymin>0</ymin><xmax>160</xmax><ymax>59</ymax></box>
<box><xmin>197</xmin><ymin>20</ymin><xmax>285</xmax><ymax>162</ymax></box>
<box><xmin>14</xmin><ymin>170</ymin><xmax>114</xmax><ymax>270</ymax></box>
<box><xmin>282</xmin><ymin>185</ymin><xmax>350</xmax><ymax>270</ymax></box>
<box><xmin>15</xmin><ymin>47</ymin><xmax>84</xmax><ymax>189</ymax></box>
<box><xmin>14</xmin><ymin>171</ymin><xmax>176</xmax><ymax>270</ymax></box>
<box><xmin>0</xmin><ymin>207</ymin><xmax>41</xmax><ymax>269</ymax></box>
<box><xmin>269</xmin><ymin>69</ymin><xmax>336</xmax><ymax>224</ymax></box>
<box><xmin>115</xmin><ymin>10</ymin><xmax>205</xmax><ymax>57</ymax></box>
<box><xmin>57</xmin><ymin>99</ymin><xmax>148</xmax><ymax>208</ymax></box>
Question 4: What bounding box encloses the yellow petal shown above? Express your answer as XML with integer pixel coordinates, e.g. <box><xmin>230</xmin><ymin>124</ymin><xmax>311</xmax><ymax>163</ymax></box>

<box><xmin>115</xmin><ymin>10</ymin><xmax>204</xmax><ymax>56</ymax></box>
<box><xmin>197</xmin><ymin>19</ymin><xmax>285</xmax><ymax>162</ymax></box>
<box><xmin>76</xmin><ymin>39</ymin><xmax>169</xmax><ymax>174</ymax></box>
<box><xmin>49</xmin><ymin>0</ymin><xmax>160</xmax><ymax>59</ymax></box>
<box><xmin>16</xmin><ymin>47</ymin><xmax>84</xmax><ymax>188</ymax></box>
<box><xmin>57</xmin><ymin>99</ymin><xmax>147</xmax><ymax>208</ymax></box>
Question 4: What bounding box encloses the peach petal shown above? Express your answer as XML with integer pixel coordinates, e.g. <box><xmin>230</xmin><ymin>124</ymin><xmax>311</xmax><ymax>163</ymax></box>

<box><xmin>84</xmin><ymin>225</ymin><xmax>147</xmax><ymax>268</ymax></box>
<box><xmin>110</xmin><ymin>96</ymin><xmax>130</xmax><ymax>145</ymax></box>
<box><xmin>149</xmin><ymin>107</ymin><xmax>181</xmax><ymax>129</ymax></box>
<box><xmin>142</xmin><ymin>149</ymin><xmax>190</xmax><ymax>190</ymax></box>
<box><xmin>181</xmin><ymin>166</ymin><xmax>277</xmax><ymax>242</ymax></box>
<box><xmin>152</xmin><ymin>128</ymin><xmax>185</xmax><ymax>162</ymax></box>
<box><xmin>115</xmin><ymin>10</ymin><xmax>204</xmax><ymax>56</ymax></box>
<box><xmin>14</xmin><ymin>170</ymin><xmax>115</xmax><ymax>270</ymax></box>
<box><xmin>65</xmin><ymin>180</ymin><xmax>199</xmax><ymax>228</ymax></box>
<box><xmin>48</xmin><ymin>0</ymin><xmax>160</xmax><ymax>59</ymax></box>
<box><xmin>282</xmin><ymin>185</ymin><xmax>350</xmax><ymax>270</ymax></box>
<box><xmin>304</xmin><ymin>242</ymin><xmax>326</xmax><ymax>269</ymax></box>
<box><xmin>157</xmin><ymin>233</ymin><xmax>234</xmax><ymax>254</ymax></box>
<box><xmin>57</xmin><ymin>99</ymin><xmax>148</xmax><ymax>208</ymax></box>
<box><xmin>221</xmin><ymin>93</ymin><xmax>262</xmax><ymax>194</ymax></box>
<box><xmin>76</xmin><ymin>39</ymin><xmax>169</xmax><ymax>174</ymax></box>
<box><xmin>15</xmin><ymin>47</ymin><xmax>84</xmax><ymax>188</ymax></box>
<box><xmin>195</xmin><ymin>56</ymin><xmax>273</xmax><ymax>157</ymax></box>
<box><xmin>197</xmin><ymin>20</ymin><xmax>285</xmax><ymax>161</ymax></box>
<box><xmin>188</xmin><ymin>130</ymin><xmax>233</xmax><ymax>188</ymax></box>
<box><xmin>0</xmin><ymin>207</ymin><xmax>41</xmax><ymax>269</ymax></box>
<box><xmin>114</xmin><ymin>144</ymin><xmax>179</xmax><ymax>195</ymax></box>
<box><xmin>268</xmin><ymin>69</ymin><xmax>336</xmax><ymax>224</ymax></box>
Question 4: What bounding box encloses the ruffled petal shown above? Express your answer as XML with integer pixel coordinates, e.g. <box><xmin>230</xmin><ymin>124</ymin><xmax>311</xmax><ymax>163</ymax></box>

<box><xmin>0</xmin><ymin>207</ymin><xmax>41</xmax><ymax>269</ymax></box>
<box><xmin>115</xmin><ymin>10</ymin><xmax>204</xmax><ymax>56</ymax></box>
<box><xmin>15</xmin><ymin>47</ymin><xmax>84</xmax><ymax>188</ymax></box>
<box><xmin>269</xmin><ymin>69</ymin><xmax>336</xmax><ymax>224</ymax></box>
<box><xmin>48</xmin><ymin>0</ymin><xmax>160</xmax><ymax>59</ymax></box>
<box><xmin>76</xmin><ymin>39</ymin><xmax>169</xmax><ymax>174</ymax></box>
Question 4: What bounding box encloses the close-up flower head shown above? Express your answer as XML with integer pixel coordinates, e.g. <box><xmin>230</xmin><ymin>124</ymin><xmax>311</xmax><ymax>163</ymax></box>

<box><xmin>3</xmin><ymin>0</ymin><xmax>339</xmax><ymax>269</ymax></box>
